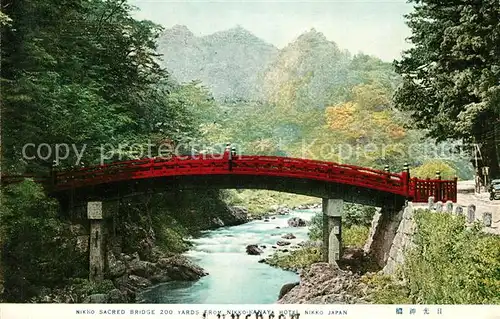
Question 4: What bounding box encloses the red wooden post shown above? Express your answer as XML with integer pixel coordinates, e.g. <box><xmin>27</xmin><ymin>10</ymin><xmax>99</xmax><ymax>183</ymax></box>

<box><xmin>453</xmin><ymin>176</ymin><xmax>458</xmax><ymax>202</ymax></box>
<box><xmin>412</xmin><ymin>177</ymin><xmax>420</xmax><ymax>202</ymax></box>
<box><xmin>435</xmin><ymin>171</ymin><xmax>442</xmax><ymax>201</ymax></box>
<box><xmin>384</xmin><ymin>165</ymin><xmax>391</xmax><ymax>185</ymax></box>
<box><xmin>402</xmin><ymin>163</ymin><xmax>410</xmax><ymax>198</ymax></box>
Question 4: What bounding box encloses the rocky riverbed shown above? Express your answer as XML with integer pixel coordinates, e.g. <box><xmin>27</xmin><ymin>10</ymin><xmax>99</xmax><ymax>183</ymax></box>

<box><xmin>276</xmin><ymin>247</ymin><xmax>381</xmax><ymax>304</ymax></box>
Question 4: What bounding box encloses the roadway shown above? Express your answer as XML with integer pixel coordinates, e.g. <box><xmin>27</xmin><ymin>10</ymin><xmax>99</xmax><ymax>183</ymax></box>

<box><xmin>411</xmin><ymin>180</ymin><xmax>499</xmax><ymax>234</ymax></box>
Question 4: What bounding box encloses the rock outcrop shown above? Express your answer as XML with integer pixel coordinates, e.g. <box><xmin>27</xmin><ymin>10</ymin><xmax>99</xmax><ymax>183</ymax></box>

<box><xmin>206</xmin><ymin>206</ymin><xmax>248</xmax><ymax>229</ymax></box>
<box><xmin>276</xmin><ymin>240</ymin><xmax>291</xmax><ymax>246</ymax></box>
<box><xmin>278</xmin><ymin>282</ymin><xmax>299</xmax><ymax>299</ymax></box>
<box><xmin>277</xmin><ymin>262</ymin><xmax>370</xmax><ymax>304</ymax></box>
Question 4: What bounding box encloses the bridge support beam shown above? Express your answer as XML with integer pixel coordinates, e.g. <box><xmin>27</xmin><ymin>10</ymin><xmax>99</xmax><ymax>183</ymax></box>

<box><xmin>322</xmin><ymin>198</ymin><xmax>342</xmax><ymax>263</ymax></box>
<box><xmin>88</xmin><ymin>201</ymin><xmax>105</xmax><ymax>282</ymax></box>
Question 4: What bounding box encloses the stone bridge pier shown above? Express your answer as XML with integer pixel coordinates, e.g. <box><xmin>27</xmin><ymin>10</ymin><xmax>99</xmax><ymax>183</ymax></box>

<box><xmin>321</xmin><ymin>197</ymin><xmax>407</xmax><ymax>267</ymax></box>
<box><xmin>87</xmin><ymin>201</ymin><xmax>105</xmax><ymax>282</ymax></box>
<box><xmin>322</xmin><ymin>198</ymin><xmax>343</xmax><ymax>263</ymax></box>
<box><xmin>83</xmin><ymin>200</ymin><xmax>119</xmax><ymax>282</ymax></box>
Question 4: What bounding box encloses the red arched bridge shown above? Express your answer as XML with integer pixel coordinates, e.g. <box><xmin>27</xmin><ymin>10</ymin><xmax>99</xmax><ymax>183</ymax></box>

<box><xmin>2</xmin><ymin>151</ymin><xmax>457</xmax><ymax>205</ymax></box>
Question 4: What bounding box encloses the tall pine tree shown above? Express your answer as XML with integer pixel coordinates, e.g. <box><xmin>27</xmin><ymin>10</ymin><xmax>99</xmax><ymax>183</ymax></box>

<box><xmin>394</xmin><ymin>0</ymin><xmax>500</xmax><ymax>179</ymax></box>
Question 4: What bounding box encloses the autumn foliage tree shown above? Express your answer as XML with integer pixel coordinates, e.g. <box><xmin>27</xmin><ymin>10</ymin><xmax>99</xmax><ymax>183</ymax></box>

<box><xmin>324</xmin><ymin>83</ymin><xmax>408</xmax><ymax>167</ymax></box>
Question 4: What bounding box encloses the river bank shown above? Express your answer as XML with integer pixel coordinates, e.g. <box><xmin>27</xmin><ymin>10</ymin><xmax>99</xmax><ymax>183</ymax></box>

<box><xmin>276</xmin><ymin>207</ymin><xmax>500</xmax><ymax>305</ymax></box>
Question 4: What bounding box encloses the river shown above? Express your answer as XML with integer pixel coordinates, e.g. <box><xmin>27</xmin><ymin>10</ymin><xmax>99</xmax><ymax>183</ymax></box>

<box><xmin>140</xmin><ymin>208</ymin><xmax>318</xmax><ymax>304</ymax></box>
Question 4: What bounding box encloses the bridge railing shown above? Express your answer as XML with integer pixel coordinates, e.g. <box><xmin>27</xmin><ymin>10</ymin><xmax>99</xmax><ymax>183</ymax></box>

<box><xmin>50</xmin><ymin>154</ymin><xmax>408</xmax><ymax>195</ymax></box>
<box><xmin>1</xmin><ymin>155</ymin><xmax>457</xmax><ymax>202</ymax></box>
<box><xmin>409</xmin><ymin>177</ymin><xmax>458</xmax><ymax>203</ymax></box>
<box><xmin>232</xmin><ymin>155</ymin><xmax>407</xmax><ymax>195</ymax></box>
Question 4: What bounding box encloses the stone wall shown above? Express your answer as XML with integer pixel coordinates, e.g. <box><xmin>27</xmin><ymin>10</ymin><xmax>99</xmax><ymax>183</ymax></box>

<box><xmin>363</xmin><ymin>205</ymin><xmax>405</xmax><ymax>268</ymax></box>
<box><xmin>363</xmin><ymin>202</ymin><xmax>416</xmax><ymax>274</ymax></box>
<box><xmin>381</xmin><ymin>203</ymin><xmax>416</xmax><ymax>274</ymax></box>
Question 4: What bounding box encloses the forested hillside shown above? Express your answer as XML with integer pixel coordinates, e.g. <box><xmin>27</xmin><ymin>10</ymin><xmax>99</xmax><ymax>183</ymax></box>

<box><xmin>161</xmin><ymin>27</ymin><xmax>473</xmax><ymax>179</ymax></box>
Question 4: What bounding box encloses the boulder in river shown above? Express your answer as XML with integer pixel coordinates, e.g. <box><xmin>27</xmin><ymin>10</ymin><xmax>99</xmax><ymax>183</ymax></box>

<box><xmin>277</xmin><ymin>240</ymin><xmax>291</xmax><ymax>246</ymax></box>
<box><xmin>156</xmin><ymin>255</ymin><xmax>207</xmax><ymax>281</ymax></box>
<box><xmin>246</xmin><ymin>244</ymin><xmax>264</xmax><ymax>255</ymax></box>
<box><xmin>281</xmin><ymin>233</ymin><xmax>296</xmax><ymax>240</ymax></box>
<box><xmin>287</xmin><ymin>217</ymin><xmax>307</xmax><ymax>227</ymax></box>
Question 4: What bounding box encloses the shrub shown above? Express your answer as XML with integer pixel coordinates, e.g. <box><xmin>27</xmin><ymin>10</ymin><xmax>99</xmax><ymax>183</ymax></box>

<box><xmin>266</xmin><ymin>247</ymin><xmax>322</xmax><ymax>271</ymax></box>
<box><xmin>343</xmin><ymin>225</ymin><xmax>370</xmax><ymax>248</ymax></box>
<box><xmin>308</xmin><ymin>212</ymin><xmax>323</xmax><ymax>241</ymax></box>
<box><xmin>308</xmin><ymin>204</ymin><xmax>374</xmax><ymax>246</ymax></box>
<box><xmin>402</xmin><ymin>209</ymin><xmax>500</xmax><ymax>304</ymax></box>
<box><xmin>361</xmin><ymin>273</ymin><xmax>411</xmax><ymax>304</ymax></box>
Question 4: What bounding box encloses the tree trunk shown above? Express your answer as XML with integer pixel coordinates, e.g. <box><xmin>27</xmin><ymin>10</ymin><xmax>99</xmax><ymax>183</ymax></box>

<box><xmin>481</xmin><ymin>137</ymin><xmax>500</xmax><ymax>179</ymax></box>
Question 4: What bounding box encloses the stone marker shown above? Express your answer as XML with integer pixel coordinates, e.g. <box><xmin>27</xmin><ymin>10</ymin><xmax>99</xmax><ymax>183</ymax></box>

<box><xmin>445</xmin><ymin>201</ymin><xmax>453</xmax><ymax>213</ymax></box>
<box><xmin>455</xmin><ymin>205</ymin><xmax>463</xmax><ymax>216</ymax></box>
<box><xmin>467</xmin><ymin>204</ymin><xmax>476</xmax><ymax>223</ymax></box>
<box><xmin>435</xmin><ymin>201</ymin><xmax>443</xmax><ymax>212</ymax></box>
<box><xmin>428</xmin><ymin>196</ymin><xmax>435</xmax><ymax>210</ymax></box>
<box><xmin>483</xmin><ymin>212</ymin><xmax>492</xmax><ymax>227</ymax></box>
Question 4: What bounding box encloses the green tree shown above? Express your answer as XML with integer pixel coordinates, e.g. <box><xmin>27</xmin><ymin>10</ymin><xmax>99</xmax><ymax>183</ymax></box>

<box><xmin>412</xmin><ymin>160</ymin><xmax>457</xmax><ymax>180</ymax></box>
<box><xmin>394</xmin><ymin>0</ymin><xmax>500</xmax><ymax>178</ymax></box>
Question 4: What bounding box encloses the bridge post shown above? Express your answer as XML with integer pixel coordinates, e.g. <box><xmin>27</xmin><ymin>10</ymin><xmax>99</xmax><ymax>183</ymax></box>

<box><xmin>322</xmin><ymin>198</ymin><xmax>343</xmax><ymax>263</ymax></box>
<box><xmin>88</xmin><ymin>201</ymin><xmax>105</xmax><ymax>282</ymax></box>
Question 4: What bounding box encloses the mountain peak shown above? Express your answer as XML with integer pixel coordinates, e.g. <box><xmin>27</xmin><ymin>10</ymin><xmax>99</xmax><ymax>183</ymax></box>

<box><xmin>297</xmin><ymin>28</ymin><xmax>328</xmax><ymax>42</ymax></box>
<box><xmin>215</xmin><ymin>25</ymin><xmax>255</xmax><ymax>37</ymax></box>
<box><xmin>163</xmin><ymin>24</ymin><xmax>194</xmax><ymax>38</ymax></box>
<box><xmin>206</xmin><ymin>26</ymin><xmax>276</xmax><ymax>48</ymax></box>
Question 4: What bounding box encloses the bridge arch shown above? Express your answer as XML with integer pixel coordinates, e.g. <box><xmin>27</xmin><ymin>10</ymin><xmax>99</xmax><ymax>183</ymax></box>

<box><xmin>1</xmin><ymin>153</ymin><xmax>458</xmax><ymax>281</ymax></box>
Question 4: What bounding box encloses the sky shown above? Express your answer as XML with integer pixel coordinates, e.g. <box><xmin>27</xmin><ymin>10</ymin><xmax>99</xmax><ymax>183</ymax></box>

<box><xmin>127</xmin><ymin>0</ymin><xmax>414</xmax><ymax>62</ymax></box>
